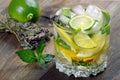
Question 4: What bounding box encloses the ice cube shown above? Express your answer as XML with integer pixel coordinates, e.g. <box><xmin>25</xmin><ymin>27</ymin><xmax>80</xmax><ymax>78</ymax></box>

<box><xmin>86</xmin><ymin>5</ymin><xmax>102</xmax><ymax>21</ymax></box>
<box><xmin>72</xmin><ymin>5</ymin><xmax>85</xmax><ymax>15</ymax></box>
<box><xmin>71</xmin><ymin>12</ymin><xmax>76</xmax><ymax>18</ymax></box>
<box><xmin>56</xmin><ymin>9</ymin><xmax>62</xmax><ymax>16</ymax></box>
<box><xmin>59</xmin><ymin>15</ymin><xmax>70</xmax><ymax>24</ymax></box>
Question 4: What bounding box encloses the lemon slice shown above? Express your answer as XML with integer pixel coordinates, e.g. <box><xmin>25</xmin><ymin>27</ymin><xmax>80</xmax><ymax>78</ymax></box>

<box><xmin>69</xmin><ymin>14</ymin><xmax>95</xmax><ymax>30</ymax></box>
<box><xmin>54</xmin><ymin>42</ymin><xmax>76</xmax><ymax>63</ymax></box>
<box><xmin>74</xmin><ymin>32</ymin><xmax>97</xmax><ymax>48</ymax></box>
<box><xmin>95</xmin><ymin>44</ymin><xmax>108</xmax><ymax>65</ymax></box>
<box><xmin>77</xmin><ymin>32</ymin><xmax>105</xmax><ymax>58</ymax></box>
<box><xmin>53</xmin><ymin>23</ymin><xmax>79</xmax><ymax>52</ymax></box>
<box><xmin>83</xmin><ymin>38</ymin><xmax>108</xmax><ymax>62</ymax></box>
<box><xmin>54</xmin><ymin>42</ymin><xmax>71</xmax><ymax>63</ymax></box>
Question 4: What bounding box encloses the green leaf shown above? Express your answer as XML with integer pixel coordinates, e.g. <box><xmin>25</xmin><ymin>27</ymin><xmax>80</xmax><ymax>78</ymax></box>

<box><xmin>101</xmin><ymin>24</ymin><xmax>110</xmax><ymax>35</ymax></box>
<box><xmin>62</xmin><ymin>8</ymin><xmax>71</xmax><ymax>18</ymax></box>
<box><xmin>16</xmin><ymin>49</ymin><xmax>37</xmax><ymax>63</ymax></box>
<box><xmin>43</xmin><ymin>54</ymin><xmax>55</xmax><ymax>62</ymax></box>
<box><xmin>72</xmin><ymin>60</ymin><xmax>92</xmax><ymax>67</ymax></box>
<box><xmin>106</xmin><ymin>25</ymin><xmax>110</xmax><ymax>35</ymax></box>
<box><xmin>38</xmin><ymin>58</ymin><xmax>46</xmax><ymax>68</ymax></box>
<box><xmin>101</xmin><ymin>10</ymin><xmax>110</xmax><ymax>35</ymax></box>
<box><xmin>56</xmin><ymin>38</ymin><xmax>71</xmax><ymax>50</ymax></box>
<box><xmin>88</xmin><ymin>33</ymin><xmax>95</xmax><ymax>38</ymax></box>
<box><xmin>36</xmin><ymin>40</ymin><xmax>45</xmax><ymax>55</ymax></box>
<box><xmin>102</xmin><ymin>10</ymin><xmax>110</xmax><ymax>27</ymax></box>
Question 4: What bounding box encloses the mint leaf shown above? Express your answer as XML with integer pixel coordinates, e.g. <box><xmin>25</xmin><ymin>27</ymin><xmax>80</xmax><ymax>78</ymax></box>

<box><xmin>16</xmin><ymin>38</ymin><xmax>54</xmax><ymax>68</ymax></box>
<box><xmin>43</xmin><ymin>54</ymin><xmax>55</xmax><ymax>63</ymax></box>
<box><xmin>100</xmin><ymin>25</ymin><xmax>110</xmax><ymax>35</ymax></box>
<box><xmin>72</xmin><ymin>60</ymin><xmax>92</xmax><ymax>67</ymax></box>
<box><xmin>106</xmin><ymin>26</ymin><xmax>110</xmax><ymax>35</ymax></box>
<box><xmin>38</xmin><ymin>58</ymin><xmax>46</xmax><ymax>68</ymax></box>
<box><xmin>101</xmin><ymin>10</ymin><xmax>110</xmax><ymax>35</ymax></box>
<box><xmin>62</xmin><ymin>8</ymin><xmax>71</xmax><ymax>18</ymax></box>
<box><xmin>16</xmin><ymin>49</ymin><xmax>37</xmax><ymax>63</ymax></box>
<box><xmin>36</xmin><ymin>40</ymin><xmax>45</xmax><ymax>55</ymax></box>
<box><xmin>102</xmin><ymin>10</ymin><xmax>110</xmax><ymax>27</ymax></box>
<box><xmin>88</xmin><ymin>33</ymin><xmax>95</xmax><ymax>38</ymax></box>
<box><xmin>56</xmin><ymin>38</ymin><xmax>71</xmax><ymax>50</ymax></box>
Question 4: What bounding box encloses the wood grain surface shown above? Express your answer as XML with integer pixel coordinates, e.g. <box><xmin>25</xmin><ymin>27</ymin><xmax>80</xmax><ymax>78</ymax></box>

<box><xmin>0</xmin><ymin>0</ymin><xmax>55</xmax><ymax>80</ymax></box>
<box><xmin>40</xmin><ymin>1</ymin><xmax>120</xmax><ymax>80</ymax></box>
<box><xmin>0</xmin><ymin>0</ymin><xmax>120</xmax><ymax>80</ymax></box>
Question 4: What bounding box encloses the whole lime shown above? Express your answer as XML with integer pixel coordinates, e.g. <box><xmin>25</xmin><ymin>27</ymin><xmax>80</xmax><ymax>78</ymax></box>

<box><xmin>8</xmin><ymin>0</ymin><xmax>40</xmax><ymax>22</ymax></box>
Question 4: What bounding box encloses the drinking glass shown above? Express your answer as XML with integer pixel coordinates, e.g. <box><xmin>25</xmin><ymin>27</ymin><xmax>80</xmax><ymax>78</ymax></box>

<box><xmin>53</xmin><ymin>4</ymin><xmax>110</xmax><ymax>77</ymax></box>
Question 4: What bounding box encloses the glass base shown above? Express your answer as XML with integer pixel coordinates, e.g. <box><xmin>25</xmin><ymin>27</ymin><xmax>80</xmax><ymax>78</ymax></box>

<box><xmin>56</xmin><ymin>57</ymin><xmax>107</xmax><ymax>77</ymax></box>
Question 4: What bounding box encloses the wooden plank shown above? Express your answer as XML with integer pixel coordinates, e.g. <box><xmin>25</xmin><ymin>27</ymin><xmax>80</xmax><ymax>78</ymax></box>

<box><xmin>0</xmin><ymin>0</ymin><xmax>55</xmax><ymax>80</ymax></box>
<box><xmin>40</xmin><ymin>1</ymin><xmax>120</xmax><ymax>80</ymax></box>
<box><xmin>0</xmin><ymin>32</ymin><xmax>55</xmax><ymax>80</ymax></box>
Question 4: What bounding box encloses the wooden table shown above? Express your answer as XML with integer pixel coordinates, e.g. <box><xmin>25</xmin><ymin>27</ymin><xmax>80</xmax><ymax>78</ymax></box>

<box><xmin>0</xmin><ymin>0</ymin><xmax>120</xmax><ymax>80</ymax></box>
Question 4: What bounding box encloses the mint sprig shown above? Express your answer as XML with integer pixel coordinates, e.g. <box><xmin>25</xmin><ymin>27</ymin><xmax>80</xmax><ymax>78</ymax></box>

<box><xmin>16</xmin><ymin>49</ymin><xmax>37</xmax><ymax>63</ymax></box>
<box><xmin>55</xmin><ymin>38</ymin><xmax>71</xmax><ymax>50</ymax></box>
<box><xmin>100</xmin><ymin>24</ymin><xmax>110</xmax><ymax>35</ymax></box>
<box><xmin>100</xmin><ymin>10</ymin><xmax>110</xmax><ymax>35</ymax></box>
<box><xmin>72</xmin><ymin>60</ymin><xmax>92</xmax><ymax>67</ymax></box>
<box><xmin>16</xmin><ymin>40</ymin><xmax>55</xmax><ymax>68</ymax></box>
<box><xmin>38</xmin><ymin>58</ymin><xmax>46</xmax><ymax>67</ymax></box>
<box><xmin>43</xmin><ymin>54</ymin><xmax>55</xmax><ymax>62</ymax></box>
<box><xmin>62</xmin><ymin>8</ymin><xmax>71</xmax><ymax>18</ymax></box>
<box><xmin>36</xmin><ymin>40</ymin><xmax>45</xmax><ymax>56</ymax></box>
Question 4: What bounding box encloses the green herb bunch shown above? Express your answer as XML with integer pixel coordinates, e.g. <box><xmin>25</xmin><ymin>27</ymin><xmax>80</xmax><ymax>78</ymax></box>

<box><xmin>16</xmin><ymin>40</ymin><xmax>54</xmax><ymax>67</ymax></box>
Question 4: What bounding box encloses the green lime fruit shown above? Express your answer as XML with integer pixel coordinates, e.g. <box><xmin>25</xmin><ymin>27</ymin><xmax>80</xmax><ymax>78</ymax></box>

<box><xmin>8</xmin><ymin>0</ymin><xmax>40</xmax><ymax>22</ymax></box>
<box><xmin>77</xmin><ymin>32</ymin><xmax>106</xmax><ymax>58</ymax></box>
<box><xmin>69</xmin><ymin>14</ymin><xmax>95</xmax><ymax>30</ymax></box>
<box><xmin>73</xmin><ymin>32</ymin><xmax>97</xmax><ymax>49</ymax></box>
